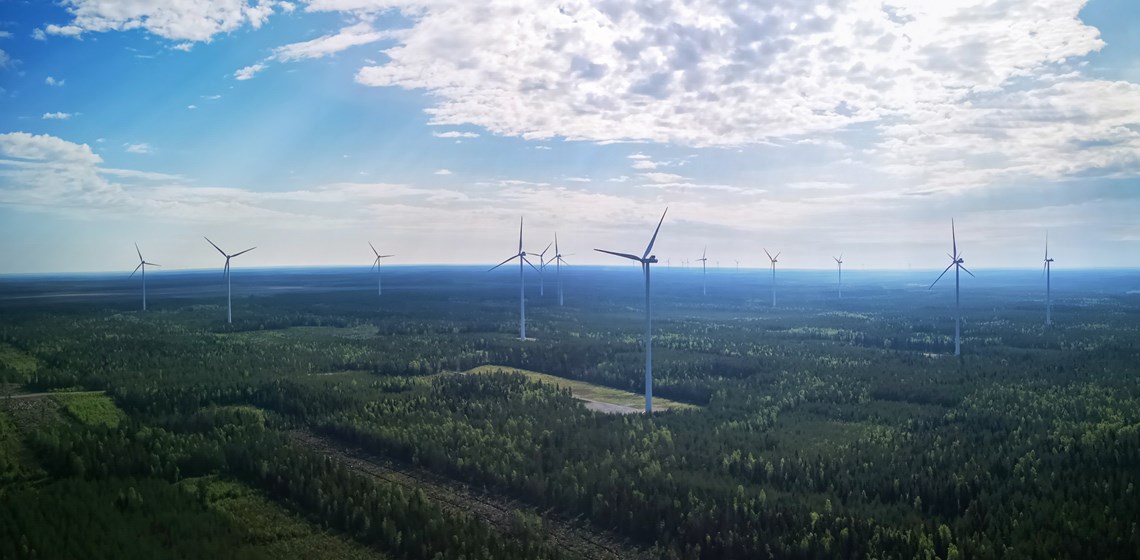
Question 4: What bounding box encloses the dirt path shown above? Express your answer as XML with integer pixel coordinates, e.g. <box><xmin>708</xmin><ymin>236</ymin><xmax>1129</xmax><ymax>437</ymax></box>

<box><xmin>289</xmin><ymin>429</ymin><xmax>651</xmax><ymax>560</ymax></box>
<box><xmin>3</xmin><ymin>390</ymin><xmax>104</xmax><ymax>400</ymax></box>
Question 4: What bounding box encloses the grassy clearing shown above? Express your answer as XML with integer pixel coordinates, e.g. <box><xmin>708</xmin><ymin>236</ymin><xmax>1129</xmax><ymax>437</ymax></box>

<box><xmin>183</xmin><ymin>477</ymin><xmax>386</xmax><ymax>559</ymax></box>
<box><xmin>54</xmin><ymin>393</ymin><xmax>126</xmax><ymax>428</ymax></box>
<box><xmin>467</xmin><ymin>365</ymin><xmax>698</xmax><ymax>411</ymax></box>
<box><xmin>0</xmin><ymin>343</ymin><xmax>38</xmax><ymax>380</ymax></box>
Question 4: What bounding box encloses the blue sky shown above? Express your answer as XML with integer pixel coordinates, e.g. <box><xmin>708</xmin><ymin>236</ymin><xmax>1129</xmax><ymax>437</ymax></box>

<box><xmin>0</xmin><ymin>0</ymin><xmax>1137</xmax><ymax>273</ymax></box>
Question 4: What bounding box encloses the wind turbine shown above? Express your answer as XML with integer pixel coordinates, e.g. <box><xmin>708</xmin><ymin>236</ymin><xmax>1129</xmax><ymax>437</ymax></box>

<box><xmin>697</xmin><ymin>246</ymin><xmax>708</xmax><ymax>295</ymax></box>
<box><xmin>489</xmin><ymin>218</ymin><xmax>539</xmax><ymax>340</ymax></box>
<box><xmin>833</xmin><ymin>254</ymin><xmax>843</xmax><ymax>299</ymax></box>
<box><xmin>929</xmin><ymin>219</ymin><xmax>974</xmax><ymax>356</ymax></box>
<box><xmin>595</xmin><ymin>208</ymin><xmax>668</xmax><ymax>414</ymax></box>
<box><xmin>536</xmin><ymin>241</ymin><xmax>553</xmax><ymax>297</ymax></box>
<box><xmin>129</xmin><ymin>243</ymin><xmax>159</xmax><ymax>311</ymax></box>
<box><xmin>368</xmin><ymin>242</ymin><xmax>394</xmax><ymax>296</ymax></box>
<box><xmin>205</xmin><ymin>237</ymin><xmax>256</xmax><ymax>324</ymax></box>
<box><xmin>1043</xmin><ymin>232</ymin><xmax>1054</xmax><ymax>326</ymax></box>
<box><xmin>765</xmin><ymin>249</ymin><xmax>780</xmax><ymax>307</ymax></box>
<box><xmin>735</xmin><ymin>259</ymin><xmax>740</xmax><ymax>273</ymax></box>
<box><xmin>550</xmin><ymin>233</ymin><xmax>571</xmax><ymax>306</ymax></box>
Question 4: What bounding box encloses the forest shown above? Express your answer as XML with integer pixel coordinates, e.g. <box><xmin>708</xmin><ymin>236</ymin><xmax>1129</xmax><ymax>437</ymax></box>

<box><xmin>1</xmin><ymin>267</ymin><xmax>1138</xmax><ymax>559</ymax></box>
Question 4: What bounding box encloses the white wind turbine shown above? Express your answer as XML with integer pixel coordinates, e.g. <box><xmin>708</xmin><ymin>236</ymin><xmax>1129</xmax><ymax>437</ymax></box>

<box><xmin>833</xmin><ymin>254</ymin><xmax>844</xmax><ymax>299</ymax></box>
<box><xmin>489</xmin><ymin>218</ymin><xmax>539</xmax><ymax>340</ymax></box>
<box><xmin>536</xmin><ymin>241</ymin><xmax>553</xmax><ymax>297</ymax></box>
<box><xmin>549</xmin><ymin>233</ymin><xmax>571</xmax><ymax>306</ymax></box>
<box><xmin>1043</xmin><ymin>232</ymin><xmax>1054</xmax><ymax>326</ymax></box>
<box><xmin>697</xmin><ymin>246</ymin><xmax>709</xmax><ymax>295</ymax></box>
<box><xmin>929</xmin><ymin>219</ymin><xmax>974</xmax><ymax>356</ymax></box>
<box><xmin>595</xmin><ymin>208</ymin><xmax>668</xmax><ymax>414</ymax></box>
<box><xmin>368</xmin><ymin>242</ymin><xmax>394</xmax><ymax>296</ymax></box>
<box><xmin>129</xmin><ymin>243</ymin><xmax>159</xmax><ymax>311</ymax></box>
<box><xmin>205</xmin><ymin>237</ymin><xmax>256</xmax><ymax>324</ymax></box>
<box><xmin>765</xmin><ymin>249</ymin><xmax>780</xmax><ymax>307</ymax></box>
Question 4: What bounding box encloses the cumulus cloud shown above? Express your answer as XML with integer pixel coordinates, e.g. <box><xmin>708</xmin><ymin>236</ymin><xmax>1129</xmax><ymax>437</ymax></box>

<box><xmin>0</xmin><ymin>132</ymin><xmax>102</xmax><ymax>164</ymax></box>
<box><xmin>124</xmin><ymin>143</ymin><xmax>153</xmax><ymax>154</ymax></box>
<box><xmin>45</xmin><ymin>76</ymin><xmax>63</xmax><ymax>86</ymax></box>
<box><xmin>42</xmin><ymin>0</ymin><xmax>280</xmax><ymax>43</ymax></box>
<box><xmin>42</xmin><ymin>112</ymin><xmax>73</xmax><ymax>120</ymax></box>
<box><xmin>640</xmin><ymin>172</ymin><xmax>685</xmax><ymax>184</ymax></box>
<box><xmin>434</xmin><ymin>168</ymin><xmax>452</xmax><ymax>175</ymax></box>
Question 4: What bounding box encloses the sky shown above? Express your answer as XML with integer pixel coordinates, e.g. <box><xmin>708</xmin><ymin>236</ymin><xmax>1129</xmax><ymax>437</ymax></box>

<box><xmin>0</xmin><ymin>0</ymin><xmax>1138</xmax><ymax>274</ymax></box>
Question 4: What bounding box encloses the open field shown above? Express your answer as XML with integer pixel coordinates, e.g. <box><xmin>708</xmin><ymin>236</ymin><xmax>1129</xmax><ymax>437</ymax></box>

<box><xmin>54</xmin><ymin>393</ymin><xmax>126</xmax><ymax>428</ymax></box>
<box><xmin>467</xmin><ymin>365</ymin><xmax>698</xmax><ymax>412</ymax></box>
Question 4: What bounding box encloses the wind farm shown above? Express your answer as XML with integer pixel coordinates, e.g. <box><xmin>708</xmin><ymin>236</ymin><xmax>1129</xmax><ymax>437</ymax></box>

<box><xmin>3</xmin><ymin>1</ymin><xmax>1139</xmax><ymax>558</ymax></box>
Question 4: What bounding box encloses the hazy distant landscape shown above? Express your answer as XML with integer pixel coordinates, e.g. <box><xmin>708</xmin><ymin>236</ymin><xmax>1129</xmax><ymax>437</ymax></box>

<box><xmin>3</xmin><ymin>267</ymin><xmax>1139</xmax><ymax>558</ymax></box>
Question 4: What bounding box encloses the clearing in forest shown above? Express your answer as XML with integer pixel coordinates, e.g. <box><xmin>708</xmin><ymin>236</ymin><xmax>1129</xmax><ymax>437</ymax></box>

<box><xmin>466</xmin><ymin>365</ymin><xmax>698</xmax><ymax>413</ymax></box>
<box><xmin>54</xmin><ymin>393</ymin><xmax>126</xmax><ymax>428</ymax></box>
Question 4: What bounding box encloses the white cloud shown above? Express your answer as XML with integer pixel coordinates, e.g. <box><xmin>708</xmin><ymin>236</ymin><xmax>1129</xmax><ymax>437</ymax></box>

<box><xmin>640</xmin><ymin>172</ymin><xmax>685</xmax><ymax>184</ymax></box>
<box><xmin>0</xmin><ymin>49</ymin><xmax>12</xmax><ymax>69</ymax></box>
<box><xmin>44</xmin><ymin>76</ymin><xmax>63</xmax><ymax>86</ymax></box>
<box><xmin>0</xmin><ymin>31</ymin><xmax>12</xmax><ymax>39</ymax></box>
<box><xmin>187</xmin><ymin>104</ymin><xmax>198</xmax><ymax>109</ymax></box>
<box><xmin>43</xmin><ymin>0</ymin><xmax>280</xmax><ymax>43</ymax></box>
<box><xmin>273</xmin><ymin>21</ymin><xmax>394</xmax><ymax>61</ymax></box>
<box><xmin>31</xmin><ymin>29</ymin><xmax>46</xmax><ymax>41</ymax></box>
<box><xmin>124</xmin><ymin>143</ymin><xmax>153</xmax><ymax>154</ymax></box>
<box><xmin>42</xmin><ymin>112</ymin><xmax>73</xmax><ymax>120</ymax></box>
<box><xmin>533</xmin><ymin>145</ymin><xmax>552</xmax><ymax>150</ymax></box>
<box><xmin>566</xmin><ymin>177</ymin><xmax>591</xmax><ymax>182</ymax></box>
<box><xmin>787</xmin><ymin>181</ymin><xmax>854</xmax><ymax>191</ymax></box>
<box><xmin>0</xmin><ymin>132</ymin><xmax>101</xmax><ymax>164</ymax></box>
<box><xmin>202</xmin><ymin>94</ymin><xmax>222</xmax><ymax>100</ymax></box>
<box><xmin>172</xmin><ymin>42</ymin><xmax>194</xmax><ymax>51</ymax></box>
<box><xmin>434</xmin><ymin>168</ymin><xmax>452</xmax><ymax>175</ymax></box>
<box><xmin>234</xmin><ymin>62</ymin><xmax>266</xmax><ymax>80</ymax></box>
<box><xmin>432</xmin><ymin>131</ymin><xmax>479</xmax><ymax>138</ymax></box>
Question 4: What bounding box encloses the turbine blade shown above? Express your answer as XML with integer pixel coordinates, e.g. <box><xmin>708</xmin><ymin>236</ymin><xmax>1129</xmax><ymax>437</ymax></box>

<box><xmin>129</xmin><ymin>262</ymin><xmax>142</xmax><ymax>278</ymax></box>
<box><xmin>370</xmin><ymin>257</ymin><xmax>378</xmax><ymax>272</ymax></box>
<box><xmin>595</xmin><ymin>248</ymin><xmax>642</xmax><ymax>262</ymax></box>
<box><xmin>369</xmin><ymin>241</ymin><xmax>379</xmax><ymax>257</ymax></box>
<box><xmin>488</xmin><ymin>254</ymin><xmax>518</xmax><ymax>272</ymax></box>
<box><xmin>204</xmin><ymin>236</ymin><xmax>227</xmax><ymax>257</ymax></box>
<box><xmin>378</xmin><ymin>255</ymin><xmax>394</xmax><ymax>258</ymax></box>
<box><xmin>145</xmin><ymin>262</ymin><xmax>160</xmax><ymax>267</ymax></box>
<box><xmin>523</xmin><ymin>256</ymin><xmax>540</xmax><ymax>273</ymax></box>
<box><xmin>702</xmin><ymin>245</ymin><xmax>707</xmax><ymax>259</ymax></box>
<box><xmin>541</xmin><ymin>242</ymin><xmax>552</xmax><ymax>257</ymax></box>
<box><xmin>642</xmin><ymin>207</ymin><xmax>668</xmax><ymax>259</ymax></box>
<box><xmin>959</xmin><ymin>264</ymin><xmax>975</xmax><ymax>278</ymax></box>
<box><xmin>1044</xmin><ymin>230</ymin><xmax>1049</xmax><ymax>260</ymax></box>
<box><xmin>135</xmin><ymin>242</ymin><xmax>143</xmax><ymax>262</ymax></box>
<box><xmin>929</xmin><ymin>262</ymin><xmax>954</xmax><ymax>289</ymax></box>
<box><xmin>774</xmin><ymin>252</ymin><xmax>781</xmax><ymax>260</ymax></box>
<box><xmin>231</xmin><ymin>247</ymin><xmax>256</xmax><ymax>258</ymax></box>
<box><xmin>224</xmin><ymin>259</ymin><xmax>230</xmax><ymax>278</ymax></box>
<box><xmin>764</xmin><ymin>248</ymin><xmax>773</xmax><ymax>261</ymax></box>
<box><xmin>518</xmin><ymin>217</ymin><xmax>524</xmax><ymax>254</ymax></box>
<box><xmin>952</xmin><ymin>218</ymin><xmax>957</xmax><ymax>257</ymax></box>
<box><xmin>554</xmin><ymin>232</ymin><xmax>559</xmax><ymax>256</ymax></box>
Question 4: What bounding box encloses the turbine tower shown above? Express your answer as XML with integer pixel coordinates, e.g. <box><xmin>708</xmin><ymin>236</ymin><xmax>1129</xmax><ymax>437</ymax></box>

<box><xmin>549</xmin><ymin>233</ymin><xmax>570</xmax><ymax>306</ymax></box>
<box><xmin>833</xmin><ymin>254</ymin><xmax>844</xmax><ymax>299</ymax></box>
<box><xmin>129</xmin><ymin>243</ymin><xmax>159</xmax><ymax>311</ymax></box>
<box><xmin>929</xmin><ymin>219</ymin><xmax>974</xmax><ymax>356</ymax></box>
<box><xmin>697</xmin><ymin>246</ymin><xmax>708</xmax><ymax>295</ymax></box>
<box><xmin>489</xmin><ymin>218</ymin><xmax>539</xmax><ymax>340</ymax></box>
<box><xmin>735</xmin><ymin>259</ymin><xmax>740</xmax><ymax>273</ymax></box>
<box><xmin>1043</xmin><ymin>232</ymin><xmax>1054</xmax><ymax>326</ymax></box>
<box><xmin>368</xmin><ymin>242</ymin><xmax>394</xmax><ymax>296</ymax></box>
<box><xmin>765</xmin><ymin>249</ymin><xmax>780</xmax><ymax>307</ymax></box>
<box><xmin>205</xmin><ymin>237</ymin><xmax>256</xmax><ymax>324</ymax></box>
<box><xmin>595</xmin><ymin>208</ymin><xmax>668</xmax><ymax>414</ymax></box>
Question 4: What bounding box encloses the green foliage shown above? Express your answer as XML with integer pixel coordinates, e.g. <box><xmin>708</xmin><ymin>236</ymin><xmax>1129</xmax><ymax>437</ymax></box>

<box><xmin>54</xmin><ymin>393</ymin><xmax>126</xmax><ymax>428</ymax></box>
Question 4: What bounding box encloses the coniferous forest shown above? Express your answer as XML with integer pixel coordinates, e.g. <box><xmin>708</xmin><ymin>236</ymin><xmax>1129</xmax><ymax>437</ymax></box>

<box><xmin>1</xmin><ymin>267</ymin><xmax>1138</xmax><ymax>559</ymax></box>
